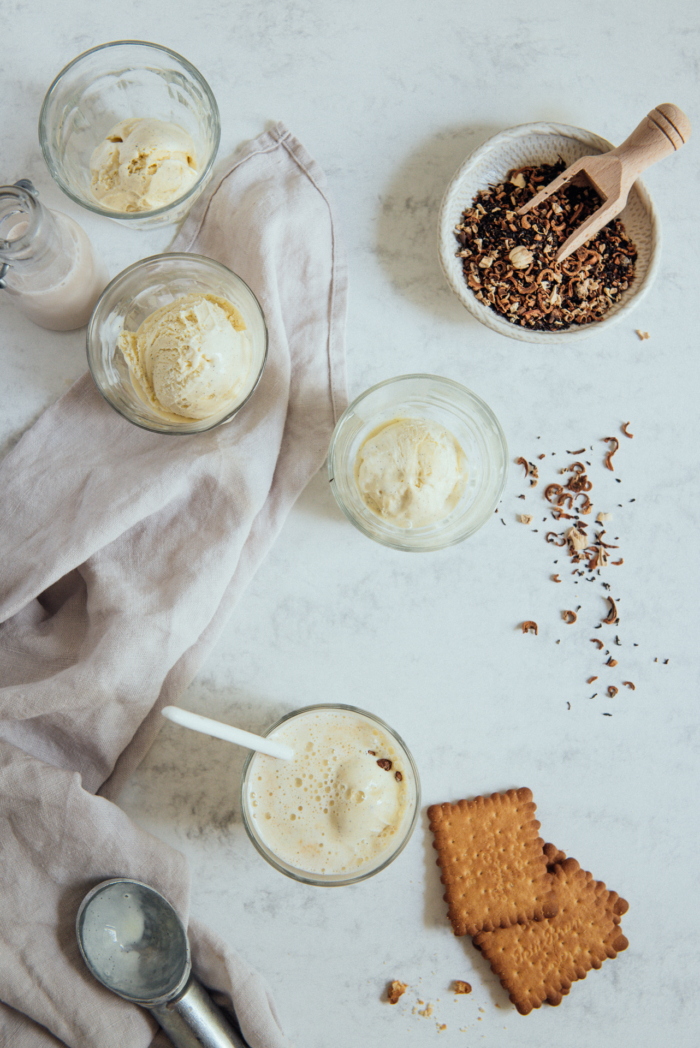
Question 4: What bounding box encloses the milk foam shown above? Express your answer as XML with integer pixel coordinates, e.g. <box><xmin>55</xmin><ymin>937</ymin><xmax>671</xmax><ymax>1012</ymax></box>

<box><xmin>247</xmin><ymin>709</ymin><xmax>412</xmax><ymax>876</ymax></box>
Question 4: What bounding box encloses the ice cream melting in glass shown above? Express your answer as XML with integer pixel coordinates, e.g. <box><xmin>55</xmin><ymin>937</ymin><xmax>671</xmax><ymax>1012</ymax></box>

<box><xmin>117</xmin><ymin>293</ymin><xmax>252</xmax><ymax>422</ymax></box>
<box><xmin>355</xmin><ymin>417</ymin><xmax>467</xmax><ymax>528</ymax></box>
<box><xmin>90</xmin><ymin>118</ymin><xmax>198</xmax><ymax>213</ymax></box>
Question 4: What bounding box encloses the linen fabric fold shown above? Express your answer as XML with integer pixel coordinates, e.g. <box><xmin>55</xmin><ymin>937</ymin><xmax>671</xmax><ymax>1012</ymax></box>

<box><xmin>0</xmin><ymin>122</ymin><xmax>347</xmax><ymax>1048</ymax></box>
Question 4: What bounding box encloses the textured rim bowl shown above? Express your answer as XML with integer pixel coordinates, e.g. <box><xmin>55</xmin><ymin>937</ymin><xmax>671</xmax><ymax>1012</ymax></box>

<box><xmin>438</xmin><ymin>121</ymin><xmax>661</xmax><ymax>344</ymax></box>
<box><xmin>240</xmin><ymin>704</ymin><xmax>421</xmax><ymax>887</ymax></box>
<box><xmin>87</xmin><ymin>253</ymin><xmax>268</xmax><ymax>434</ymax></box>
<box><xmin>39</xmin><ymin>40</ymin><xmax>220</xmax><ymax>229</ymax></box>
<box><xmin>328</xmin><ymin>374</ymin><xmax>508</xmax><ymax>552</ymax></box>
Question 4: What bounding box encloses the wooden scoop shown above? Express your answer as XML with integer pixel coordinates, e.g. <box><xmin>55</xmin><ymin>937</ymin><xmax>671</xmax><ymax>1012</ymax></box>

<box><xmin>518</xmin><ymin>104</ymin><xmax>691</xmax><ymax>262</ymax></box>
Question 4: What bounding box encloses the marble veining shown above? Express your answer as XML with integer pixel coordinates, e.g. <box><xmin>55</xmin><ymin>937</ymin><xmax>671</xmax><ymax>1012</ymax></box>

<box><xmin>3</xmin><ymin>1</ymin><xmax>700</xmax><ymax>1046</ymax></box>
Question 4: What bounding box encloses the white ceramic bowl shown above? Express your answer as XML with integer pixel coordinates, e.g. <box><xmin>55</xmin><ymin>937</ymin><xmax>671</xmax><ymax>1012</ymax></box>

<box><xmin>438</xmin><ymin>121</ymin><xmax>660</xmax><ymax>344</ymax></box>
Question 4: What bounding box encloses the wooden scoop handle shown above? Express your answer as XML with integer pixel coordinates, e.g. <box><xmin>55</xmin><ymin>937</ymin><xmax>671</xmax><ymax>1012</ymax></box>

<box><xmin>613</xmin><ymin>103</ymin><xmax>691</xmax><ymax>180</ymax></box>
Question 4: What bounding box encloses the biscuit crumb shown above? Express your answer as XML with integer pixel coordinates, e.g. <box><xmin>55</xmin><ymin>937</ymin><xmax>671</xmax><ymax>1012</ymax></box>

<box><xmin>518</xmin><ymin>513</ymin><xmax>533</xmax><ymax>524</ymax></box>
<box><xmin>387</xmin><ymin>980</ymin><xmax>407</xmax><ymax>1004</ymax></box>
<box><xmin>453</xmin><ymin>981</ymin><xmax>472</xmax><ymax>994</ymax></box>
<box><xmin>635</xmin><ymin>329</ymin><xmax>650</xmax><ymax>340</ymax></box>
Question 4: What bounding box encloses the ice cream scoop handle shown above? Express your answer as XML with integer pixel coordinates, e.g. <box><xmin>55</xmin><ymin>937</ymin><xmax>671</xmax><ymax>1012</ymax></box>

<box><xmin>161</xmin><ymin>705</ymin><xmax>294</xmax><ymax>760</ymax></box>
<box><xmin>151</xmin><ymin>974</ymin><xmax>250</xmax><ymax>1048</ymax></box>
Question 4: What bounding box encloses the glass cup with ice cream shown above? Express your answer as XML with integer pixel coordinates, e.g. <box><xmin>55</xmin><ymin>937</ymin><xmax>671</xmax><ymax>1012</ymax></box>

<box><xmin>328</xmin><ymin>374</ymin><xmax>509</xmax><ymax>551</ymax></box>
<box><xmin>240</xmin><ymin>705</ymin><xmax>421</xmax><ymax>886</ymax></box>
<box><xmin>88</xmin><ymin>253</ymin><xmax>267</xmax><ymax>434</ymax></box>
<box><xmin>39</xmin><ymin>41</ymin><xmax>220</xmax><ymax>229</ymax></box>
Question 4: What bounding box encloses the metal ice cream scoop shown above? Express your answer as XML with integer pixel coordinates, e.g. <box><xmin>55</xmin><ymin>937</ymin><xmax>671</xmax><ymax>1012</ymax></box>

<box><xmin>76</xmin><ymin>879</ymin><xmax>249</xmax><ymax>1048</ymax></box>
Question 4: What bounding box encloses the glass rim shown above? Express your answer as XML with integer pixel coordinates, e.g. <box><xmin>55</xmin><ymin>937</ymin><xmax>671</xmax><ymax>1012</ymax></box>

<box><xmin>86</xmin><ymin>251</ymin><xmax>269</xmax><ymax>435</ymax></box>
<box><xmin>328</xmin><ymin>374</ymin><xmax>509</xmax><ymax>552</ymax></box>
<box><xmin>38</xmin><ymin>39</ymin><xmax>221</xmax><ymax>221</ymax></box>
<box><xmin>240</xmin><ymin>703</ymin><xmax>422</xmax><ymax>887</ymax></box>
<box><xmin>333</xmin><ymin>371</ymin><xmax>506</xmax><ymax>436</ymax></box>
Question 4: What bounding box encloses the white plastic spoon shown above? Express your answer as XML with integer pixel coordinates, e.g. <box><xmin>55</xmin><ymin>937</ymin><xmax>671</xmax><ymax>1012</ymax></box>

<box><xmin>161</xmin><ymin>706</ymin><xmax>294</xmax><ymax>760</ymax></box>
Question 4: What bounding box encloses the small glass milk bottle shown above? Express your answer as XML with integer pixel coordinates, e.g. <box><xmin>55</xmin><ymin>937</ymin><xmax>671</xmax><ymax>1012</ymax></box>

<box><xmin>0</xmin><ymin>180</ymin><xmax>108</xmax><ymax>331</ymax></box>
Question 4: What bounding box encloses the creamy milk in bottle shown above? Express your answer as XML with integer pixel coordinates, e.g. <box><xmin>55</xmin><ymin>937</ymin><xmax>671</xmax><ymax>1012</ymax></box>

<box><xmin>0</xmin><ymin>180</ymin><xmax>108</xmax><ymax>331</ymax></box>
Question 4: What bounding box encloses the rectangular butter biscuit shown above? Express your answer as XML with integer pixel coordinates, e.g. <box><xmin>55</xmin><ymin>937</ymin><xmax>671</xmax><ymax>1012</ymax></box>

<box><xmin>428</xmin><ymin>787</ymin><xmax>557</xmax><ymax>937</ymax></box>
<box><xmin>473</xmin><ymin>853</ymin><xmax>629</xmax><ymax>1015</ymax></box>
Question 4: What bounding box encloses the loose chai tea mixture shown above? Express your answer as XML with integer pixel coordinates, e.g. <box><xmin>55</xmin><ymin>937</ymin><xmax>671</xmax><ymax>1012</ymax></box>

<box><xmin>454</xmin><ymin>161</ymin><xmax>637</xmax><ymax>331</ymax></box>
<box><xmin>512</xmin><ymin>423</ymin><xmax>665</xmax><ymax>708</ymax></box>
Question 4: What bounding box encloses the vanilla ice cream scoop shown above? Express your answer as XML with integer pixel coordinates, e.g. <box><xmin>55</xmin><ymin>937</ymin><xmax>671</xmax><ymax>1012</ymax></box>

<box><xmin>90</xmin><ymin>118</ymin><xmax>198</xmax><ymax>212</ymax></box>
<box><xmin>333</xmin><ymin>754</ymin><xmax>401</xmax><ymax>838</ymax></box>
<box><xmin>118</xmin><ymin>293</ymin><xmax>252</xmax><ymax>421</ymax></box>
<box><xmin>355</xmin><ymin>417</ymin><xmax>467</xmax><ymax>528</ymax></box>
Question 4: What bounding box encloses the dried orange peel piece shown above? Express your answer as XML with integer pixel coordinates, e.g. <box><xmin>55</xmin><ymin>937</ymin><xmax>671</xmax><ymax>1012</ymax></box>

<box><xmin>603</xmin><ymin>437</ymin><xmax>619</xmax><ymax>471</ymax></box>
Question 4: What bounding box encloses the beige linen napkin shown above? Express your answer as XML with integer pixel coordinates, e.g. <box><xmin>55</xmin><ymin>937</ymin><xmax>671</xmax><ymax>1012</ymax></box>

<box><xmin>0</xmin><ymin>122</ymin><xmax>347</xmax><ymax>1048</ymax></box>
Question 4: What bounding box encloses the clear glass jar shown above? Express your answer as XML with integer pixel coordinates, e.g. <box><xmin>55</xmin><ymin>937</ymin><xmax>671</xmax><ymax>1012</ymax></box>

<box><xmin>0</xmin><ymin>181</ymin><xmax>108</xmax><ymax>331</ymax></box>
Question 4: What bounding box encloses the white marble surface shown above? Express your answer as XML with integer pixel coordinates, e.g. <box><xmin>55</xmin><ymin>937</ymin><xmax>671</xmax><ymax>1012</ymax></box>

<box><xmin>2</xmin><ymin>2</ymin><xmax>700</xmax><ymax>1046</ymax></box>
